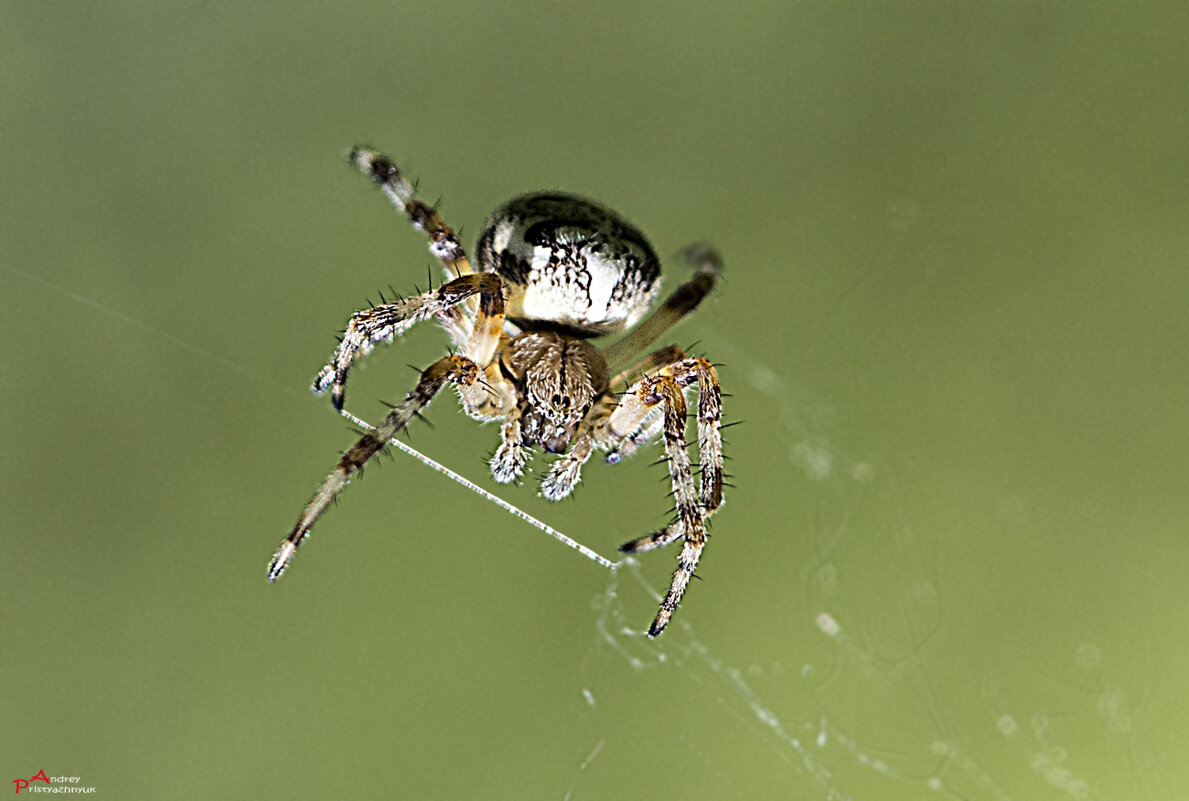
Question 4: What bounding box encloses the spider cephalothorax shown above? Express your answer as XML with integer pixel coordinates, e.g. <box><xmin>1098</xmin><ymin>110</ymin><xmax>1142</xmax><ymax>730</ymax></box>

<box><xmin>269</xmin><ymin>146</ymin><xmax>724</xmax><ymax>637</ymax></box>
<box><xmin>500</xmin><ymin>332</ymin><xmax>608</xmax><ymax>455</ymax></box>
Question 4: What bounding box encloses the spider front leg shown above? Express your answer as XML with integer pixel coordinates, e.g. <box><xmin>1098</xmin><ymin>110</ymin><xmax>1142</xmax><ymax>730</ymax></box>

<box><xmin>269</xmin><ymin>355</ymin><xmax>481</xmax><ymax>582</ymax></box>
<box><xmin>272</xmin><ymin>273</ymin><xmax>509</xmax><ymax>582</ymax></box>
<box><xmin>601</xmin><ymin>356</ymin><xmax>723</xmax><ymax>637</ymax></box>
<box><xmin>539</xmin><ymin>433</ymin><xmax>594</xmax><ymax>501</ymax></box>
<box><xmin>490</xmin><ymin>406</ymin><xmax>526</xmax><ymax>483</ymax></box>
<box><xmin>347</xmin><ymin>146</ymin><xmax>478</xmax><ymax>347</ymax></box>
<box><xmin>347</xmin><ymin>146</ymin><xmax>473</xmax><ymax>281</ymax></box>
<box><xmin>313</xmin><ymin>273</ymin><xmax>504</xmax><ymax>411</ymax></box>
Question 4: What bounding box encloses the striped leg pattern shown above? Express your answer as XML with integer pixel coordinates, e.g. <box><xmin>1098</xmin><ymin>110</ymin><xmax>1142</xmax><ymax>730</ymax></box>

<box><xmin>313</xmin><ymin>273</ymin><xmax>504</xmax><ymax>411</ymax></box>
<box><xmin>269</xmin><ymin>355</ymin><xmax>480</xmax><ymax>582</ymax></box>
<box><xmin>347</xmin><ymin>146</ymin><xmax>474</xmax><ymax>280</ymax></box>
<box><xmin>347</xmin><ymin>146</ymin><xmax>475</xmax><ymax>346</ymax></box>
<box><xmin>605</xmin><ymin>356</ymin><xmax>723</xmax><ymax>637</ymax></box>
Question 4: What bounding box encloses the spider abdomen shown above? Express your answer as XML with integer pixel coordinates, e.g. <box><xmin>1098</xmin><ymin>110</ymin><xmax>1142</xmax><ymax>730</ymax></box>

<box><xmin>475</xmin><ymin>193</ymin><xmax>661</xmax><ymax>337</ymax></box>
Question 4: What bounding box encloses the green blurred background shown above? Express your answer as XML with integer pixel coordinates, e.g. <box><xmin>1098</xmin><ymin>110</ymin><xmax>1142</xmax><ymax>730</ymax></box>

<box><xmin>4</xmin><ymin>3</ymin><xmax>1188</xmax><ymax>798</ymax></box>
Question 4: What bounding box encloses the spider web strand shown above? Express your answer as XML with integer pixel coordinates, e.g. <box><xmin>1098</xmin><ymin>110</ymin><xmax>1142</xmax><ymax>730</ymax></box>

<box><xmin>337</xmin><ymin>408</ymin><xmax>619</xmax><ymax>571</ymax></box>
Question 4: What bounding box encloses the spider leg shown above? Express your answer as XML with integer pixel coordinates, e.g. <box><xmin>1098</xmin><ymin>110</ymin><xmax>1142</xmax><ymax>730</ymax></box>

<box><xmin>603</xmin><ymin>344</ymin><xmax>686</xmax><ymax>465</ymax></box>
<box><xmin>603</xmin><ymin>410</ymin><xmax>664</xmax><ymax>465</ymax></box>
<box><xmin>615</xmin><ymin>358</ymin><xmax>726</xmax><ymax>551</ymax></box>
<box><xmin>539</xmin><ymin>432</ymin><xmax>594</xmax><ymax>501</ymax></box>
<box><xmin>347</xmin><ymin>146</ymin><xmax>474</xmax><ymax>280</ymax></box>
<box><xmin>605</xmin><ymin>353</ymin><xmax>724</xmax><ymax>511</ymax></box>
<box><xmin>608</xmin><ymin>344</ymin><xmax>688</xmax><ymax>389</ymax></box>
<box><xmin>601</xmin><ymin>345</ymin><xmax>710</xmax><ymax>467</ymax></box>
<box><xmin>347</xmin><ymin>146</ymin><xmax>477</xmax><ymax>344</ymax></box>
<box><xmin>313</xmin><ymin>273</ymin><xmax>504</xmax><ymax>411</ymax></box>
<box><xmin>601</xmin><ymin>245</ymin><xmax>721</xmax><ymax>373</ymax></box>
<box><xmin>268</xmin><ymin>354</ymin><xmax>480</xmax><ymax>582</ymax></box>
<box><xmin>610</xmin><ymin>374</ymin><xmax>724</xmax><ymax>547</ymax></box>
<box><xmin>599</xmin><ymin>356</ymin><xmax>723</xmax><ymax>637</ymax></box>
<box><xmin>490</xmin><ymin>406</ymin><xmax>526</xmax><ymax>483</ymax></box>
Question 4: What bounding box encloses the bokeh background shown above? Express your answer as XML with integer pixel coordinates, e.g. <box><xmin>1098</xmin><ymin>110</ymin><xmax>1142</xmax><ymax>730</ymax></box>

<box><xmin>4</xmin><ymin>3</ymin><xmax>1188</xmax><ymax>799</ymax></box>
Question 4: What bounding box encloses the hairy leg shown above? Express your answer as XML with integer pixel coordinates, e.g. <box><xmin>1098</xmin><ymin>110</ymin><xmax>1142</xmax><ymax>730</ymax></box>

<box><xmin>313</xmin><ymin>273</ymin><xmax>504</xmax><ymax>411</ymax></box>
<box><xmin>490</xmin><ymin>406</ymin><xmax>526</xmax><ymax>483</ymax></box>
<box><xmin>347</xmin><ymin>146</ymin><xmax>477</xmax><ymax>345</ymax></box>
<box><xmin>269</xmin><ymin>354</ymin><xmax>480</xmax><ymax>582</ymax></box>
<box><xmin>600</xmin><ymin>356</ymin><xmax>724</xmax><ymax>637</ymax></box>
<box><xmin>347</xmin><ymin>146</ymin><xmax>474</xmax><ymax>280</ymax></box>
<box><xmin>539</xmin><ymin>433</ymin><xmax>594</xmax><ymax>502</ymax></box>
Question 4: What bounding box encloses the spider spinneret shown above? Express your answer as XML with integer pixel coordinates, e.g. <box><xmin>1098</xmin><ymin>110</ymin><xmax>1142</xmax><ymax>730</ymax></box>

<box><xmin>269</xmin><ymin>146</ymin><xmax>725</xmax><ymax>638</ymax></box>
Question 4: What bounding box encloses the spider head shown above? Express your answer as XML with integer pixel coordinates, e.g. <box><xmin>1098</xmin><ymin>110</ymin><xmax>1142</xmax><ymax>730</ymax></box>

<box><xmin>505</xmin><ymin>331</ymin><xmax>609</xmax><ymax>452</ymax></box>
<box><xmin>545</xmin><ymin>391</ymin><xmax>577</xmax><ymax>421</ymax></box>
<box><xmin>526</xmin><ymin>390</ymin><xmax>587</xmax><ymax>453</ymax></box>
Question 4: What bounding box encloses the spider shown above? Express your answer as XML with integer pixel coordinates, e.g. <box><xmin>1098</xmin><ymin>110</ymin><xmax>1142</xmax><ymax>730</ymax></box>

<box><xmin>268</xmin><ymin>146</ymin><xmax>725</xmax><ymax>638</ymax></box>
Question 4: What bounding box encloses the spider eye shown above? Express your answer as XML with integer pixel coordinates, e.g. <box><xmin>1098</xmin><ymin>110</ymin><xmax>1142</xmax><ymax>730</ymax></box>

<box><xmin>550</xmin><ymin>393</ymin><xmax>570</xmax><ymax>412</ymax></box>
